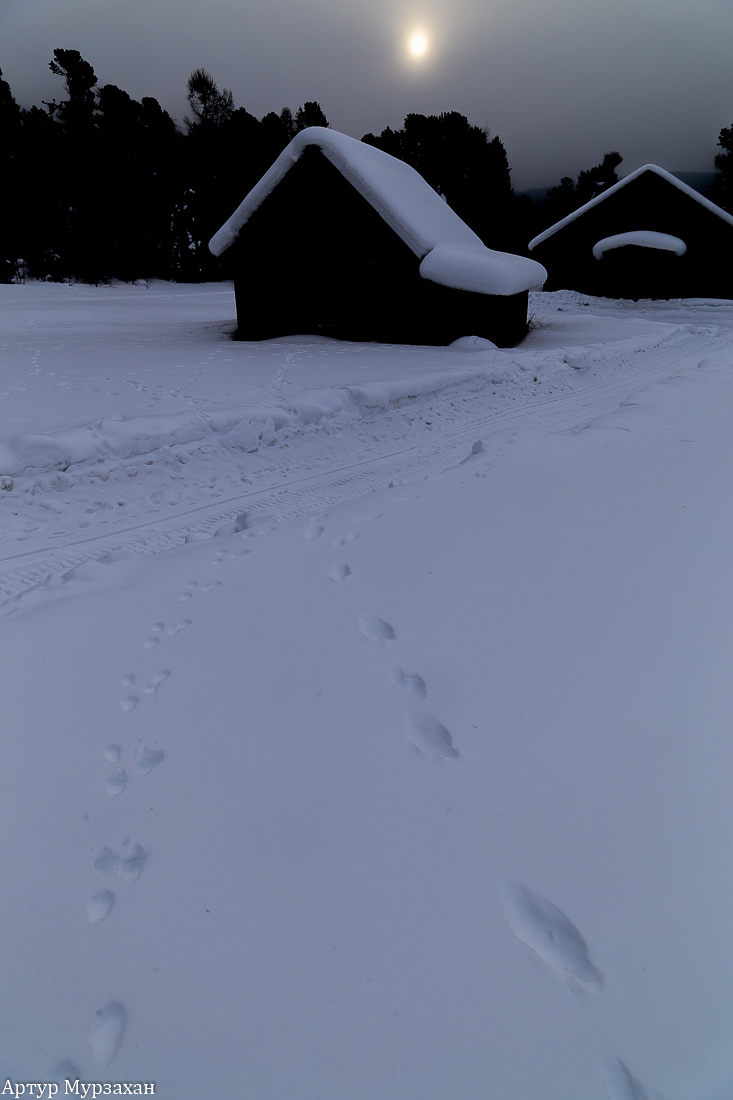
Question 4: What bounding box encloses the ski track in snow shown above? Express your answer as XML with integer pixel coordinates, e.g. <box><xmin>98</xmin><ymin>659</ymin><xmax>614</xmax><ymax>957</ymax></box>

<box><xmin>1</xmin><ymin>298</ymin><xmax>728</xmax><ymax>605</ymax></box>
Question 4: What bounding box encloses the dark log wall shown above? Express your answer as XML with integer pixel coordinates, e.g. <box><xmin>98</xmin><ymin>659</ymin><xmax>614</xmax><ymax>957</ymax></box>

<box><xmin>226</xmin><ymin>146</ymin><xmax>529</xmax><ymax>346</ymax></box>
<box><xmin>531</xmin><ymin>172</ymin><xmax>733</xmax><ymax>299</ymax></box>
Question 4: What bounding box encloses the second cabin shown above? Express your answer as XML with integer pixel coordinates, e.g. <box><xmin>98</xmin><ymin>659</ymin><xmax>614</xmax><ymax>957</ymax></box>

<box><xmin>528</xmin><ymin>164</ymin><xmax>733</xmax><ymax>300</ymax></box>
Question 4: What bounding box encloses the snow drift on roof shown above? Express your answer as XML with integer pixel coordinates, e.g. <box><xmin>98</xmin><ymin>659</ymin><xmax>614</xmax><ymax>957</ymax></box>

<box><xmin>209</xmin><ymin>127</ymin><xmax>546</xmax><ymax>297</ymax></box>
<box><xmin>528</xmin><ymin>164</ymin><xmax>733</xmax><ymax>252</ymax></box>
<box><xmin>592</xmin><ymin>231</ymin><xmax>687</xmax><ymax>260</ymax></box>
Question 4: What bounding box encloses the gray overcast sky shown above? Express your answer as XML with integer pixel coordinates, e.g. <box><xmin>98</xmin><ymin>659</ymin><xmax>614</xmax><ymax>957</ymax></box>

<box><xmin>2</xmin><ymin>0</ymin><xmax>733</xmax><ymax>189</ymax></box>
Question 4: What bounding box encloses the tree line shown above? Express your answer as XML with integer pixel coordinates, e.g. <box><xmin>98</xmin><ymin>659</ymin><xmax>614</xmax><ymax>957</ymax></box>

<box><xmin>2</xmin><ymin>50</ymin><xmax>732</xmax><ymax>284</ymax></box>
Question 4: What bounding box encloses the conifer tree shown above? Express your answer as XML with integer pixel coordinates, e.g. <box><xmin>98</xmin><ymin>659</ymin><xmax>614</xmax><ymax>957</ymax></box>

<box><xmin>185</xmin><ymin>69</ymin><xmax>234</xmax><ymax>131</ymax></box>
<box><xmin>362</xmin><ymin>112</ymin><xmax>513</xmax><ymax>246</ymax></box>
<box><xmin>295</xmin><ymin>101</ymin><xmax>330</xmax><ymax>131</ymax></box>
<box><xmin>707</xmin><ymin>125</ymin><xmax>733</xmax><ymax>212</ymax></box>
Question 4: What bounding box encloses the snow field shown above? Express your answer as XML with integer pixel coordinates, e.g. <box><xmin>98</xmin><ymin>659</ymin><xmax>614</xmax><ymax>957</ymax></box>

<box><xmin>2</xmin><ymin>284</ymin><xmax>733</xmax><ymax>1096</ymax></box>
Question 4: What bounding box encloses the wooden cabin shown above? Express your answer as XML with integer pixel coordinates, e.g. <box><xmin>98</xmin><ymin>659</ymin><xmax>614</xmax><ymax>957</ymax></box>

<box><xmin>209</xmin><ymin>127</ymin><xmax>546</xmax><ymax>347</ymax></box>
<box><xmin>528</xmin><ymin>165</ymin><xmax>733</xmax><ymax>300</ymax></box>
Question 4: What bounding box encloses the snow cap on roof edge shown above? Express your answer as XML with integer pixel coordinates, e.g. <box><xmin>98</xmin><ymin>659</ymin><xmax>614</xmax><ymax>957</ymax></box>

<box><xmin>209</xmin><ymin>127</ymin><xmax>546</xmax><ymax>297</ymax></box>
<box><xmin>528</xmin><ymin>164</ymin><xmax>733</xmax><ymax>251</ymax></box>
<box><xmin>592</xmin><ymin>230</ymin><xmax>687</xmax><ymax>260</ymax></box>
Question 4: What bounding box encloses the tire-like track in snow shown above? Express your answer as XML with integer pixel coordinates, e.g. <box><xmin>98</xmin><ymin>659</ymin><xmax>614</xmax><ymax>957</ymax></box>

<box><xmin>0</xmin><ymin>329</ymin><xmax>728</xmax><ymax>604</ymax></box>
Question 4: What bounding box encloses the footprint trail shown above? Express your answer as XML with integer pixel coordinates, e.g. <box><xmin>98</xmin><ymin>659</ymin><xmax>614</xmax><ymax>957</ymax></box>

<box><xmin>133</xmin><ymin>746</ymin><xmax>164</xmax><ymax>775</ymax></box>
<box><xmin>142</xmin><ymin>669</ymin><xmax>170</xmax><ymax>696</ymax></box>
<box><xmin>92</xmin><ymin>848</ymin><xmax>119</xmax><ymax>875</ymax></box>
<box><xmin>86</xmin><ymin>889</ymin><xmax>115</xmax><ymax>925</ymax></box>
<box><xmin>358</xmin><ymin>617</ymin><xmax>395</xmax><ymax>641</ymax></box>
<box><xmin>119</xmin><ymin>840</ymin><xmax>146</xmax><ymax>882</ymax></box>
<box><xmin>502</xmin><ymin>882</ymin><xmax>603</xmax><ymax>988</ymax></box>
<box><xmin>87</xmin><ymin>1001</ymin><xmax>126</xmax><ymax>1066</ymax></box>
<box><xmin>403</xmin><ymin>711</ymin><xmax>457</xmax><ymax>757</ymax></box>
<box><xmin>328</xmin><ymin>562</ymin><xmax>351</xmax><ymax>581</ymax></box>
<box><xmin>389</xmin><ymin>668</ymin><xmax>426</xmax><ymax>698</ymax></box>
<box><xmin>104</xmin><ymin>770</ymin><xmax>126</xmax><ymax>796</ymax></box>
<box><xmin>165</xmin><ymin>619</ymin><xmax>191</xmax><ymax>637</ymax></box>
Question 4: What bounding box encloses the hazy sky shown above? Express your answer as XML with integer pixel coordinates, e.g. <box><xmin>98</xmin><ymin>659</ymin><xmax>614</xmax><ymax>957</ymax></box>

<box><xmin>2</xmin><ymin>0</ymin><xmax>732</xmax><ymax>189</ymax></box>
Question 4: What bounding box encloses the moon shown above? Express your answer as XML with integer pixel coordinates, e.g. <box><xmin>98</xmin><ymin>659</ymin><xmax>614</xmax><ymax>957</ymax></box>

<box><xmin>407</xmin><ymin>31</ymin><xmax>429</xmax><ymax>59</ymax></box>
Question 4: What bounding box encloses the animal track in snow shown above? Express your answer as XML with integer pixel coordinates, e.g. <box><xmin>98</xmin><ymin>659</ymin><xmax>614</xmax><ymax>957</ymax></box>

<box><xmin>103</xmin><ymin>744</ymin><xmax>121</xmax><ymax>763</ymax></box>
<box><xmin>119</xmin><ymin>673</ymin><xmax>135</xmax><ymax>687</ymax></box>
<box><xmin>328</xmin><ymin>562</ymin><xmax>351</xmax><ymax>581</ymax></box>
<box><xmin>105</xmin><ymin>770</ymin><xmax>126</xmax><ymax>797</ymax></box>
<box><xmin>142</xmin><ymin>669</ymin><xmax>170</xmax><ymax>695</ymax></box>
<box><xmin>88</xmin><ymin>1001</ymin><xmax>126</xmax><ymax>1066</ymax></box>
<box><xmin>93</xmin><ymin>848</ymin><xmax>119</xmax><ymax>875</ymax></box>
<box><xmin>133</xmin><ymin>746</ymin><xmax>164</xmax><ymax>775</ymax></box>
<box><xmin>145</xmin><ymin>620</ymin><xmax>190</xmax><ymax>646</ymax></box>
<box><xmin>304</xmin><ymin>522</ymin><xmax>324</xmax><ymax>541</ymax></box>
<box><xmin>389</xmin><ymin>668</ymin><xmax>427</xmax><ymax>698</ymax></box>
<box><xmin>502</xmin><ymin>882</ymin><xmax>603</xmax><ymax>988</ymax></box>
<box><xmin>93</xmin><ymin>841</ymin><xmax>146</xmax><ymax>881</ymax></box>
<box><xmin>603</xmin><ymin>1059</ymin><xmax>659</xmax><ymax>1100</ymax></box>
<box><xmin>358</xmin><ymin>617</ymin><xmax>395</xmax><ymax>641</ymax></box>
<box><xmin>118</xmin><ymin>840</ymin><xmax>146</xmax><ymax>882</ymax></box>
<box><xmin>86</xmin><ymin>889</ymin><xmax>115</xmax><ymax>924</ymax></box>
<box><xmin>200</xmin><ymin>580</ymin><xmax>222</xmax><ymax>592</ymax></box>
<box><xmin>165</xmin><ymin>619</ymin><xmax>191</xmax><ymax>637</ymax></box>
<box><xmin>403</xmin><ymin>711</ymin><xmax>457</xmax><ymax>757</ymax></box>
<box><xmin>331</xmin><ymin>532</ymin><xmax>358</xmax><ymax>547</ymax></box>
<box><xmin>51</xmin><ymin>1060</ymin><xmax>80</xmax><ymax>1083</ymax></box>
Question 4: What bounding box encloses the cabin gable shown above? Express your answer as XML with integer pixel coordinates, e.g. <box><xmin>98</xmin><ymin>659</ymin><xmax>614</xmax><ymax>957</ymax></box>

<box><xmin>211</xmin><ymin>129</ymin><xmax>546</xmax><ymax>346</ymax></box>
<box><xmin>530</xmin><ymin>169</ymin><xmax>733</xmax><ymax>299</ymax></box>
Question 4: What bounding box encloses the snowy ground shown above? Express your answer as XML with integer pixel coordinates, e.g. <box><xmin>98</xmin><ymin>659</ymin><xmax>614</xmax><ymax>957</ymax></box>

<box><xmin>2</xmin><ymin>282</ymin><xmax>733</xmax><ymax>1098</ymax></box>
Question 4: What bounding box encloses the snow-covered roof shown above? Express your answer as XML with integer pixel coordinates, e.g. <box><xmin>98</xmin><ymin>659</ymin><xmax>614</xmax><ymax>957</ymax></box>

<box><xmin>209</xmin><ymin>127</ymin><xmax>546</xmax><ymax>297</ymax></box>
<box><xmin>528</xmin><ymin>164</ymin><xmax>733</xmax><ymax>251</ymax></box>
<box><xmin>592</xmin><ymin>230</ymin><xmax>687</xmax><ymax>260</ymax></box>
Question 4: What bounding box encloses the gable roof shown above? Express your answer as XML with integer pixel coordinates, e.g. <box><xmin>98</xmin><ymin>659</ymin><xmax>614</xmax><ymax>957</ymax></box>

<box><xmin>528</xmin><ymin>164</ymin><xmax>733</xmax><ymax>251</ymax></box>
<box><xmin>209</xmin><ymin>127</ymin><xmax>546</xmax><ymax>297</ymax></box>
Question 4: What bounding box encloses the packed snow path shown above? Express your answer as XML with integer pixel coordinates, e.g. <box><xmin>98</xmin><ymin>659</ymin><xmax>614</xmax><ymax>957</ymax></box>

<box><xmin>3</xmin><ymin>283</ymin><xmax>733</xmax><ymax>1098</ymax></box>
<box><xmin>1</xmin><ymin>283</ymin><xmax>732</xmax><ymax>605</ymax></box>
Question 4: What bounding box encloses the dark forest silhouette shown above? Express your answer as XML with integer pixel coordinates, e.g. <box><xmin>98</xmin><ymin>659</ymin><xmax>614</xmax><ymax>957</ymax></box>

<box><xmin>1</xmin><ymin>50</ymin><xmax>730</xmax><ymax>285</ymax></box>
